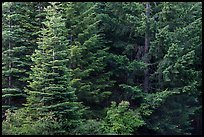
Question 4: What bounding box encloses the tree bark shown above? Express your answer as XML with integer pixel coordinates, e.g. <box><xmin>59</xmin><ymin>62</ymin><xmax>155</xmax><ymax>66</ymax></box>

<box><xmin>8</xmin><ymin>4</ymin><xmax>12</xmax><ymax>106</ymax></box>
<box><xmin>144</xmin><ymin>2</ymin><xmax>150</xmax><ymax>92</ymax></box>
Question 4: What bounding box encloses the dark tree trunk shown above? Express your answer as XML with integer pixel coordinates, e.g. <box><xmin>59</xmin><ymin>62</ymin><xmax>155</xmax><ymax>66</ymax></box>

<box><xmin>144</xmin><ymin>2</ymin><xmax>150</xmax><ymax>92</ymax></box>
<box><xmin>8</xmin><ymin>5</ymin><xmax>12</xmax><ymax>105</ymax></box>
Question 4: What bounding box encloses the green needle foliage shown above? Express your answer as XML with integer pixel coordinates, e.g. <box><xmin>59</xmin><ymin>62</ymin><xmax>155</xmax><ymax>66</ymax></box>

<box><xmin>2</xmin><ymin>2</ymin><xmax>202</xmax><ymax>135</ymax></box>
<box><xmin>24</xmin><ymin>2</ymin><xmax>84</xmax><ymax>134</ymax></box>
<box><xmin>2</xmin><ymin>2</ymin><xmax>46</xmax><ymax>112</ymax></box>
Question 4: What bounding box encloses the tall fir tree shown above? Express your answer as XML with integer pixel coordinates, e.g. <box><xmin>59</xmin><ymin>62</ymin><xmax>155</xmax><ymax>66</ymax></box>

<box><xmin>61</xmin><ymin>2</ymin><xmax>115</xmax><ymax>119</ymax></box>
<box><xmin>146</xmin><ymin>2</ymin><xmax>202</xmax><ymax>135</ymax></box>
<box><xmin>2</xmin><ymin>2</ymin><xmax>46</xmax><ymax>113</ymax></box>
<box><xmin>24</xmin><ymin>2</ymin><xmax>83</xmax><ymax>134</ymax></box>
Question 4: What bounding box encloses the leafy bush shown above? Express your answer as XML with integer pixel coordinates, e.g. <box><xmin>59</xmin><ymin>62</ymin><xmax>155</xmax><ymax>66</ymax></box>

<box><xmin>72</xmin><ymin>119</ymin><xmax>104</xmax><ymax>135</ymax></box>
<box><xmin>2</xmin><ymin>109</ymin><xmax>60</xmax><ymax>135</ymax></box>
<box><xmin>101</xmin><ymin>101</ymin><xmax>145</xmax><ymax>135</ymax></box>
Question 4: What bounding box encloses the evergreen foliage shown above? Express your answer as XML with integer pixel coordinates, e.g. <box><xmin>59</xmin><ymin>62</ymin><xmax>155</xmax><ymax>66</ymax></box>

<box><xmin>2</xmin><ymin>2</ymin><xmax>202</xmax><ymax>135</ymax></box>
<box><xmin>2</xmin><ymin>2</ymin><xmax>45</xmax><ymax>112</ymax></box>
<box><xmin>24</xmin><ymin>2</ymin><xmax>83</xmax><ymax>134</ymax></box>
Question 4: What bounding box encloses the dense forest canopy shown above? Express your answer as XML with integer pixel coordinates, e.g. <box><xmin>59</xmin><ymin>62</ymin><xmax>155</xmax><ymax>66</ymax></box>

<box><xmin>2</xmin><ymin>2</ymin><xmax>202</xmax><ymax>135</ymax></box>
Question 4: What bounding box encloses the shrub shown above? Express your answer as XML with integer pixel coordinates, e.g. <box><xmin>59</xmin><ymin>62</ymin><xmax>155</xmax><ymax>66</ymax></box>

<box><xmin>101</xmin><ymin>101</ymin><xmax>145</xmax><ymax>135</ymax></box>
<box><xmin>2</xmin><ymin>109</ymin><xmax>60</xmax><ymax>135</ymax></box>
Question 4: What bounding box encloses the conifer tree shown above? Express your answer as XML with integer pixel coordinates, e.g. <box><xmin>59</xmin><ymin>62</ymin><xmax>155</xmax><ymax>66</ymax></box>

<box><xmin>25</xmin><ymin>2</ymin><xmax>83</xmax><ymax>134</ymax></box>
<box><xmin>147</xmin><ymin>2</ymin><xmax>202</xmax><ymax>135</ymax></box>
<box><xmin>61</xmin><ymin>2</ymin><xmax>114</xmax><ymax>118</ymax></box>
<box><xmin>2</xmin><ymin>2</ymin><xmax>202</xmax><ymax>135</ymax></box>
<box><xmin>2</xmin><ymin>2</ymin><xmax>44</xmax><ymax>112</ymax></box>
